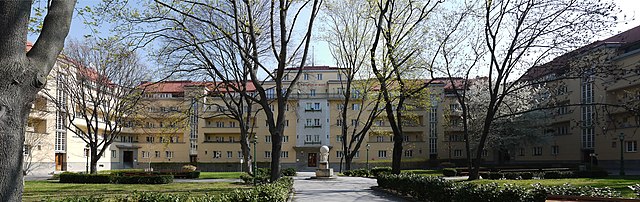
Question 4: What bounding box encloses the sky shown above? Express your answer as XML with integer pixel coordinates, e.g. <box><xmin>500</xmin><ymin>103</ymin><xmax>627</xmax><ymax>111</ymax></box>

<box><xmin>29</xmin><ymin>0</ymin><xmax>640</xmax><ymax>79</ymax></box>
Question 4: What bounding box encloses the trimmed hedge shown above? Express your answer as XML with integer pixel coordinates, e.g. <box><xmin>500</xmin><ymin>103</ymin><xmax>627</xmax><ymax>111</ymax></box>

<box><xmin>113</xmin><ymin>171</ymin><xmax>200</xmax><ymax>179</ymax></box>
<box><xmin>377</xmin><ymin>174</ymin><xmax>621</xmax><ymax>202</ymax></box>
<box><xmin>52</xmin><ymin>177</ymin><xmax>295</xmax><ymax>202</ymax></box>
<box><xmin>442</xmin><ymin>168</ymin><xmax>457</xmax><ymax>177</ymax></box>
<box><xmin>343</xmin><ymin>168</ymin><xmax>370</xmax><ymax>177</ymax></box>
<box><xmin>370</xmin><ymin>167</ymin><xmax>392</xmax><ymax>177</ymax></box>
<box><xmin>111</xmin><ymin>175</ymin><xmax>174</xmax><ymax>184</ymax></box>
<box><xmin>59</xmin><ymin>173</ymin><xmax>112</xmax><ymax>184</ymax></box>
<box><xmin>477</xmin><ymin>170</ymin><xmax>605</xmax><ymax>180</ymax></box>
<box><xmin>281</xmin><ymin>168</ymin><xmax>297</xmax><ymax>176</ymax></box>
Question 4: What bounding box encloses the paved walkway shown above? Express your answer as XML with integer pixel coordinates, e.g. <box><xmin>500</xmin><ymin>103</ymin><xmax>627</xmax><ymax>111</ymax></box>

<box><xmin>292</xmin><ymin>172</ymin><xmax>407</xmax><ymax>202</ymax></box>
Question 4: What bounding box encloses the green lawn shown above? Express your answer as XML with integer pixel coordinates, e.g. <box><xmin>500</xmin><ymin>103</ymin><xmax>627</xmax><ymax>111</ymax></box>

<box><xmin>199</xmin><ymin>172</ymin><xmax>244</xmax><ymax>179</ymax></box>
<box><xmin>469</xmin><ymin>176</ymin><xmax>640</xmax><ymax>199</ymax></box>
<box><xmin>23</xmin><ymin>181</ymin><xmax>249</xmax><ymax>202</ymax></box>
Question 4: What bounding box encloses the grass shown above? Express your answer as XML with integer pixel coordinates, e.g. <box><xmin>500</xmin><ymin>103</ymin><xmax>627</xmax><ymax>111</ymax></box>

<box><xmin>199</xmin><ymin>172</ymin><xmax>243</xmax><ymax>179</ymax></box>
<box><xmin>23</xmin><ymin>181</ymin><xmax>249</xmax><ymax>202</ymax></box>
<box><xmin>469</xmin><ymin>176</ymin><xmax>640</xmax><ymax>199</ymax></box>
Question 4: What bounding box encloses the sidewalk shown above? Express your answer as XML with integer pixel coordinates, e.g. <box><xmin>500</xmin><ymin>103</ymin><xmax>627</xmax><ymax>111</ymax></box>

<box><xmin>292</xmin><ymin>172</ymin><xmax>407</xmax><ymax>202</ymax></box>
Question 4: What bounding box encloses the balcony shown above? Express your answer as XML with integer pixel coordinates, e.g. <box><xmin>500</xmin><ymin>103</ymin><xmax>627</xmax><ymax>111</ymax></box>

<box><xmin>304</xmin><ymin>108</ymin><xmax>322</xmax><ymax>112</ymax></box>
<box><xmin>304</xmin><ymin>141</ymin><xmax>322</xmax><ymax>145</ymax></box>
<box><xmin>304</xmin><ymin>124</ymin><xmax>322</xmax><ymax>128</ymax></box>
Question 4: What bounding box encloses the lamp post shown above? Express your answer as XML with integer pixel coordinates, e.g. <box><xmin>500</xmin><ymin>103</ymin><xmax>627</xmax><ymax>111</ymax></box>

<box><xmin>366</xmin><ymin>144</ymin><xmax>370</xmax><ymax>170</ymax></box>
<box><xmin>253</xmin><ymin>135</ymin><xmax>257</xmax><ymax>186</ymax></box>
<box><xmin>619</xmin><ymin>132</ymin><xmax>625</xmax><ymax>176</ymax></box>
<box><xmin>85</xmin><ymin>144</ymin><xmax>90</xmax><ymax>173</ymax></box>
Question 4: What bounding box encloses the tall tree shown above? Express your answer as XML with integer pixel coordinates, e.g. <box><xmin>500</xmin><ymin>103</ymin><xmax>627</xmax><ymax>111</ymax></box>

<box><xmin>47</xmin><ymin>38</ymin><xmax>147</xmax><ymax>174</ymax></box>
<box><xmin>464</xmin><ymin>0</ymin><xmax>616</xmax><ymax>180</ymax></box>
<box><xmin>368</xmin><ymin>0</ymin><xmax>442</xmax><ymax>174</ymax></box>
<box><xmin>0</xmin><ymin>1</ymin><xmax>76</xmax><ymax>200</ymax></box>
<box><xmin>100</xmin><ymin>0</ymin><xmax>322</xmax><ymax>181</ymax></box>
<box><xmin>322</xmin><ymin>0</ymin><xmax>383</xmax><ymax>171</ymax></box>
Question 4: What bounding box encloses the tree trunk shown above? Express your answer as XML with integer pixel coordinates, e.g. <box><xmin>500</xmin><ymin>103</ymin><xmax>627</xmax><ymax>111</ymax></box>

<box><xmin>391</xmin><ymin>134</ymin><xmax>403</xmax><ymax>174</ymax></box>
<box><xmin>0</xmin><ymin>92</ymin><xmax>33</xmax><ymax>201</ymax></box>
<box><xmin>345</xmin><ymin>155</ymin><xmax>353</xmax><ymax>171</ymax></box>
<box><xmin>270</xmin><ymin>130</ymin><xmax>282</xmax><ymax>182</ymax></box>
<box><xmin>91</xmin><ymin>150</ymin><xmax>100</xmax><ymax>174</ymax></box>
<box><xmin>241</xmin><ymin>137</ymin><xmax>252</xmax><ymax>174</ymax></box>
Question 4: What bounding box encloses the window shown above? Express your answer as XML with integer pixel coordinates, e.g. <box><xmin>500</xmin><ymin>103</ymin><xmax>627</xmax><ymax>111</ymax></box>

<box><xmin>352</xmin><ymin>103</ymin><xmax>360</xmax><ymax>110</ymax></box>
<box><xmin>403</xmin><ymin>135</ymin><xmax>410</xmax><ymax>142</ymax></box>
<box><xmin>170</xmin><ymin>136</ymin><xmax>178</xmax><ymax>143</ymax></box>
<box><xmin>353</xmin><ymin>151</ymin><xmax>359</xmax><ymax>158</ymax></box>
<box><xmin>404</xmin><ymin>150</ymin><xmax>413</xmax><ymax>157</ymax></box>
<box><xmin>351</xmin><ymin>90</ymin><xmax>360</xmax><ymax>98</ymax></box>
<box><xmin>558</xmin><ymin>106</ymin><xmax>568</xmax><ymax>115</ymax></box>
<box><xmin>519</xmin><ymin>148</ymin><xmax>525</xmax><ymax>156</ymax></box>
<box><xmin>265</xmin><ymin>151</ymin><xmax>272</xmax><ymax>158</ymax></box>
<box><xmin>351</xmin><ymin>119</ymin><xmax>358</xmax><ymax>126</ymax></box>
<box><xmin>482</xmin><ymin>150</ymin><xmax>488</xmax><ymax>157</ymax></box>
<box><xmin>314</xmin><ymin>103</ymin><xmax>321</xmax><ymax>110</ymax></box>
<box><xmin>337</xmin><ymin>104</ymin><xmax>344</xmax><ymax>110</ymax></box>
<box><xmin>282</xmin><ymin>136</ymin><xmax>289</xmax><ymax>143</ymax></box>
<box><xmin>314</xmin><ymin>135</ymin><xmax>320</xmax><ymax>142</ymax></box>
<box><xmin>227</xmin><ymin>151</ymin><xmax>233</xmax><ymax>158</ymax></box>
<box><xmin>266</xmin><ymin>135</ymin><xmax>272</xmax><ymax>143</ymax></box>
<box><xmin>557</xmin><ymin>125</ymin><xmax>569</xmax><ymax>135</ymax></box>
<box><xmin>216</xmin><ymin>121</ymin><xmax>225</xmax><ymax>128</ymax></box>
<box><xmin>533</xmin><ymin>147</ymin><xmax>542</xmax><ymax>156</ymax></box>
<box><xmin>336</xmin><ymin>135</ymin><xmax>343</xmax><ymax>142</ymax></box>
<box><xmin>551</xmin><ymin>146</ymin><xmax>559</xmax><ymax>155</ymax></box>
<box><xmin>310</xmin><ymin>89</ymin><xmax>316</xmax><ymax>96</ymax></box>
<box><xmin>558</xmin><ymin>85</ymin><xmax>568</xmax><ymax>94</ymax></box>
<box><xmin>453</xmin><ymin>149</ymin><xmax>462</xmax><ymax>157</ymax></box>
<box><xmin>376</xmin><ymin>120</ymin><xmax>384</xmax><ymax>126</ymax></box>
<box><xmin>285</xmin><ymin>120</ymin><xmax>289</xmax><ymax>127</ymax></box>
<box><xmin>146</xmin><ymin>136</ymin><xmax>154</xmax><ymax>143</ymax></box>
<box><xmin>283</xmin><ymin>74</ymin><xmax>289</xmax><ymax>81</ymax></box>
<box><xmin>376</xmin><ymin>136</ymin><xmax>384</xmax><ymax>142</ymax></box>
<box><xmin>304</xmin><ymin>73</ymin><xmax>309</xmax><ymax>80</ymax></box>
<box><xmin>155</xmin><ymin>151</ymin><xmax>161</xmax><ymax>158</ymax></box>
<box><xmin>378</xmin><ymin>150</ymin><xmax>387</xmax><ymax>158</ymax></box>
<box><xmin>337</xmin><ymin>151</ymin><xmax>343</xmax><ymax>158</ymax></box>
<box><xmin>238</xmin><ymin>151</ymin><xmax>244</xmax><ymax>158</ymax></box>
<box><xmin>626</xmin><ymin>141</ymin><xmax>637</xmax><ymax>152</ymax></box>
<box><xmin>213</xmin><ymin>151</ymin><xmax>221</xmax><ymax>158</ymax></box>
<box><xmin>306</xmin><ymin>103</ymin><xmax>312</xmax><ymax>110</ymax></box>
<box><xmin>142</xmin><ymin>151</ymin><xmax>150</xmax><ymax>158</ymax></box>
<box><xmin>317</xmin><ymin>74</ymin><xmax>323</xmax><ymax>80</ymax></box>
<box><xmin>337</xmin><ymin>73</ymin><xmax>342</xmax><ymax>80</ymax></box>
<box><xmin>306</xmin><ymin>119</ymin><xmax>312</xmax><ymax>127</ymax></box>
<box><xmin>111</xmin><ymin>150</ymin><xmax>117</xmax><ymax>158</ymax></box>
<box><xmin>229</xmin><ymin>121</ymin><xmax>236</xmax><ymax>128</ymax></box>
<box><xmin>449</xmin><ymin>104</ymin><xmax>460</xmax><ymax>111</ymax></box>
<box><xmin>280</xmin><ymin>151</ymin><xmax>289</xmax><ymax>158</ymax></box>
<box><xmin>166</xmin><ymin>151</ymin><xmax>174</xmax><ymax>158</ymax></box>
<box><xmin>306</xmin><ymin>135</ymin><xmax>312</xmax><ymax>143</ymax></box>
<box><xmin>337</xmin><ymin>119</ymin><xmax>343</xmax><ymax>126</ymax></box>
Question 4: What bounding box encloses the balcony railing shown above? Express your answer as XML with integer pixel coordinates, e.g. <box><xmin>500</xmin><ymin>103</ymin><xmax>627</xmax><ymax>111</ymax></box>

<box><xmin>304</xmin><ymin>125</ymin><xmax>322</xmax><ymax>128</ymax></box>
<box><xmin>304</xmin><ymin>141</ymin><xmax>322</xmax><ymax>145</ymax></box>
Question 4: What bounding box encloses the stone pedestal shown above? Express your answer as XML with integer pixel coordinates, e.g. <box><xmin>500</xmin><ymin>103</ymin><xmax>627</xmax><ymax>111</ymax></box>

<box><xmin>315</xmin><ymin>168</ymin><xmax>334</xmax><ymax>177</ymax></box>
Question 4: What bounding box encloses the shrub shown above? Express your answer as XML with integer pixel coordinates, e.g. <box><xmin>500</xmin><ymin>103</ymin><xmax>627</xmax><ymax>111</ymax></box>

<box><xmin>377</xmin><ymin>174</ymin><xmax>622</xmax><ymax>202</ymax></box>
<box><xmin>182</xmin><ymin>164</ymin><xmax>197</xmax><ymax>172</ymax></box>
<box><xmin>59</xmin><ymin>173</ymin><xmax>112</xmax><ymax>184</ymax></box>
<box><xmin>342</xmin><ymin>170</ymin><xmax>352</xmax><ymax>176</ymax></box>
<box><xmin>115</xmin><ymin>192</ymin><xmax>188</xmax><ymax>202</ymax></box>
<box><xmin>479</xmin><ymin>172</ymin><xmax>489</xmax><ymax>179</ymax></box>
<box><xmin>543</xmin><ymin>171</ymin><xmax>561</xmax><ymax>179</ymax></box>
<box><xmin>503</xmin><ymin>172</ymin><xmax>520</xmax><ymax>180</ymax></box>
<box><xmin>219</xmin><ymin>177</ymin><xmax>294</xmax><ymax>202</ymax></box>
<box><xmin>520</xmin><ymin>172</ymin><xmax>534</xmax><ymax>180</ymax></box>
<box><xmin>347</xmin><ymin>168</ymin><xmax>370</xmax><ymax>177</ymax></box>
<box><xmin>370</xmin><ymin>167</ymin><xmax>392</xmax><ymax>177</ymax></box>
<box><xmin>280</xmin><ymin>167</ymin><xmax>296</xmax><ymax>176</ymax></box>
<box><xmin>574</xmin><ymin>168</ymin><xmax>608</xmax><ymax>178</ymax></box>
<box><xmin>488</xmin><ymin>172</ymin><xmax>503</xmax><ymax>180</ymax></box>
<box><xmin>111</xmin><ymin>175</ymin><xmax>173</xmax><ymax>184</ymax></box>
<box><xmin>240</xmin><ymin>168</ymin><xmax>270</xmax><ymax>184</ymax></box>
<box><xmin>47</xmin><ymin>195</ymin><xmax>104</xmax><ymax>202</ymax></box>
<box><xmin>442</xmin><ymin>168</ymin><xmax>457</xmax><ymax>177</ymax></box>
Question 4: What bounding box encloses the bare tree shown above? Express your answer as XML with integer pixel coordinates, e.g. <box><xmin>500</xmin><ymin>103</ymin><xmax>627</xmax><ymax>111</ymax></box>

<box><xmin>46</xmin><ymin>38</ymin><xmax>147</xmax><ymax>174</ymax></box>
<box><xmin>322</xmin><ymin>0</ymin><xmax>384</xmax><ymax>171</ymax></box>
<box><xmin>368</xmin><ymin>0</ymin><xmax>443</xmax><ymax>174</ymax></box>
<box><xmin>462</xmin><ymin>0</ymin><xmax>617</xmax><ymax>180</ymax></box>
<box><xmin>100</xmin><ymin>0</ymin><xmax>323</xmax><ymax>181</ymax></box>
<box><xmin>0</xmin><ymin>1</ymin><xmax>76</xmax><ymax>200</ymax></box>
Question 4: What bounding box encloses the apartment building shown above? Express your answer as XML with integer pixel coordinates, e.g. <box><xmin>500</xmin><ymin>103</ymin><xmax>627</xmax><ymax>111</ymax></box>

<box><xmin>25</xmin><ymin>26</ymin><xmax>639</xmax><ymax>174</ymax></box>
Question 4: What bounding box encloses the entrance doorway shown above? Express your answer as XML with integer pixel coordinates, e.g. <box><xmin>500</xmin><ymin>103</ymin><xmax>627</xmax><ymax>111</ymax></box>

<box><xmin>123</xmin><ymin>151</ymin><xmax>134</xmax><ymax>169</ymax></box>
<box><xmin>190</xmin><ymin>155</ymin><xmax>197</xmax><ymax>163</ymax></box>
<box><xmin>55</xmin><ymin>153</ymin><xmax>66</xmax><ymax>171</ymax></box>
<box><xmin>307</xmin><ymin>153</ymin><xmax>317</xmax><ymax>167</ymax></box>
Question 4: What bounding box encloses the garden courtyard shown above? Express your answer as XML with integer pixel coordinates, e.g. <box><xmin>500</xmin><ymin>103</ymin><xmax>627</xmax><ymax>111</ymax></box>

<box><xmin>21</xmin><ymin>170</ymin><xmax>640</xmax><ymax>201</ymax></box>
